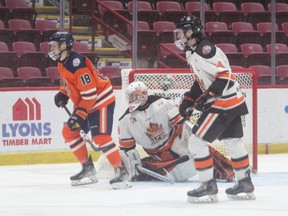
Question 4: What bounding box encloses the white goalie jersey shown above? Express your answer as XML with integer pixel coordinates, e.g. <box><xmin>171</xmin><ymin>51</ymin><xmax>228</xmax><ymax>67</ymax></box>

<box><xmin>118</xmin><ymin>95</ymin><xmax>184</xmax><ymax>151</ymax></box>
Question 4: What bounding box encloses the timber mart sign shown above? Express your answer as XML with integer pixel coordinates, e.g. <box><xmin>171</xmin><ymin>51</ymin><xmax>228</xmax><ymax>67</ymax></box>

<box><xmin>1</xmin><ymin>98</ymin><xmax>52</xmax><ymax>147</ymax></box>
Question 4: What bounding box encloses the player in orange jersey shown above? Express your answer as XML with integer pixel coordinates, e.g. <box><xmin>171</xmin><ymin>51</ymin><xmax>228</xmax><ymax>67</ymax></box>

<box><xmin>175</xmin><ymin>15</ymin><xmax>255</xmax><ymax>203</ymax></box>
<box><xmin>49</xmin><ymin>31</ymin><xmax>130</xmax><ymax>189</ymax></box>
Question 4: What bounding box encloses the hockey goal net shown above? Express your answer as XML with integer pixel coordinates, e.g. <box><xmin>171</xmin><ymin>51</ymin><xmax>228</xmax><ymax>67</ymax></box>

<box><xmin>95</xmin><ymin>68</ymin><xmax>258</xmax><ymax>178</ymax></box>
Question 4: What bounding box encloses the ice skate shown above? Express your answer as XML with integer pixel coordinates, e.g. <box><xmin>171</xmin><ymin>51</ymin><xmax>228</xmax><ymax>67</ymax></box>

<box><xmin>110</xmin><ymin>166</ymin><xmax>131</xmax><ymax>189</ymax></box>
<box><xmin>187</xmin><ymin>178</ymin><xmax>219</xmax><ymax>203</ymax></box>
<box><xmin>70</xmin><ymin>155</ymin><xmax>98</xmax><ymax>186</ymax></box>
<box><xmin>225</xmin><ymin>169</ymin><xmax>256</xmax><ymax>200</ymax></box>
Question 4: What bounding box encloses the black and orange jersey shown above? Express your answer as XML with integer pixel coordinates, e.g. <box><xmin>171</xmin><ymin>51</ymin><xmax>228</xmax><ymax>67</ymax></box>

<box><xmin>185</xmin><ymin>39</ymin><xmax>248</xmax><ymax>115</ymax></box>
<box><xmin>57</xmin><ymin>52</ymin><xmax>115</xmax><ymax>113</ymax></box>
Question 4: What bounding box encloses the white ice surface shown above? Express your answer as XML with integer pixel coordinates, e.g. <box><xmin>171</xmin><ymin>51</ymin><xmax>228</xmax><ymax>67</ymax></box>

<box><xmin>0</xmin><ymin>154</ymin><xmax>288</xmax><ymax>216</ymax></box>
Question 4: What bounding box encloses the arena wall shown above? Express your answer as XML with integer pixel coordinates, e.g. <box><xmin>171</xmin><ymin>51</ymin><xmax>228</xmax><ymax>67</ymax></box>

<box><xmin>0</xmin><ymin>83</ymin><xmax>288</xmax><ymax>165</ymax></box>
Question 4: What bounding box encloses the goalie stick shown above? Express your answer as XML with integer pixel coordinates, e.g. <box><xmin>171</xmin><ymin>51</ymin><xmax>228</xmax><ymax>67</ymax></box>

<box><xmin>63</xmin><ymin>105</ymin><xmax>175</xmax><ymax>183</ymax></box>
<box><xmin>137</xmin><ymin>155</ymin><xmax>191</xmax><ymax>184</ymax></box>
<box><xmin>136</xmin><ymin>165</ymin><xmax>175</xmax><ymax>184</ymax></box>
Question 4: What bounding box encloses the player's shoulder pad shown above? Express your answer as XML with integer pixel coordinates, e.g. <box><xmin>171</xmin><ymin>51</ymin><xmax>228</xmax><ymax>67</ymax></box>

<box><xmin>194</xmin><ymin>39</ymin><xmax>216</xmax><ymax>59</ymax></box>
<box><xmin>63</xmin><ymin>52</ymin><xmax>87</xmax><ymax>73</ymax></box>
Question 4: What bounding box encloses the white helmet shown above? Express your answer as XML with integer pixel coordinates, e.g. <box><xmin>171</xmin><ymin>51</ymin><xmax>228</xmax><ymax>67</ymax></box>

<box><xmin>126</xmin><ymin>81</ymin><xmax>148</xmax><ymax>112</ymax></box>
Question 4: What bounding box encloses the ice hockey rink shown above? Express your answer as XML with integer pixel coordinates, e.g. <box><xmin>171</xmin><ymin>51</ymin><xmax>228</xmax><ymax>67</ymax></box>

<box><xmin>0</xmin><ymin>154</ymin><xmax>287</xmax><ymax>216</ymax></box>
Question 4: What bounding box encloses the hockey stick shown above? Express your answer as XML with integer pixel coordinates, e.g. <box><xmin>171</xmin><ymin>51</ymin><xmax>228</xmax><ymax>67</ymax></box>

<box><xmin>63</xmin><ymin>105</ymin><xmax>173</xmax><ymax>184</ymax></box>
<box><xmin>136</xmin><ymin>165</ymin><xmax>175</xmax><ymax>184</ymax></box>
<box><xmin>62</xmin><ymin>105</ymin><xmax>114</xmax><ymax>152</ymax></box>
<box><xmin>136</xmin><ymin>155</ymin><xmax>190</xmax><ymax>184</ymax></box>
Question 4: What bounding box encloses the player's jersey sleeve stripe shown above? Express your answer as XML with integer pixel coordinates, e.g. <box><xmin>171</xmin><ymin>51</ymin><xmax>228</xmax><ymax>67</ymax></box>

<box><xmin>97</xmin><ymin>86</ymin><xmax>113</xmax><ymax>99</ymax></box>
<box><xmin>119</xmin><ymin>138</ymin><xmax>135</xmax><ymax>148</ymax></box>
<box><xmin>212</xmin><ymin>95</ymin><xmax>245</xmax><ymax>110</ymax></box>
<box><xmin>80</xmin><ymin>88</ymin><xmax>97</xmax><ymax>100</ymax></box>
<box><xmin>90</xmin><ymin>86</ymin><xmax>115</xmax><ymax>111</ymax></box>
<box><xmin>215</xmin><ymin>73</ymin><xmax>236</xmax><ymax>81</ymax></box>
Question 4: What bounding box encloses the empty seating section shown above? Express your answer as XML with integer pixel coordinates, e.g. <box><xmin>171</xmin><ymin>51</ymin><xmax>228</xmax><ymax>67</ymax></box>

<box><xmin>99</xmin><ymin>66</ymin><xmax>122</xmax><ymax>86</ymax></box>
<box><xmin>277</xmin><ymin>65</ymin><xmax>288</xmax><ymax>84</ymax></box>
<box><xmin>127</xmin><ymin>1</ymin><xmax>159</xmax><ymax>29</ymax></box>
<box><xmin>157</xmin><ymin>43</ymin><xmax>186</xmax><ymax>68</ymax></box>
<box><xmin>72</xmin><ymin>42</ymin><xmax>99</xmax><ymax>64</ymax></box>
<box><xmin>241</xmin><ymin>2</ymin><xmax>271</xmax><ymax>29</ymax></box>
<box><xmin>17</xmin><ymin>66</ymin><xmax>52</xmax><ymax>86</ymax></box>
<box><xmin>256</xmin><ymin>22</ymin><xmax>286</xmax><ymax>47</ymax></box>
<box><xmin>6</xmin><ymin>0</ymin><xmax>37</xmax><ymax>25</ymax></box>
<box><xmin>268</xmin><ymin>2</ymin><xmax>288</xmax><ymax>29</ymax></box>
<box><xmin>185</xmin><ymin>2</ymin><xmax>217</xmax><ymax>23</ymax></box>
<box><xmin>231</xmin><ymin>22</ymin><xmax>261</xmax><ymax>48</ymax></box>
<box><xmin>156</xmin><ymin>1</ymin><xmax>187</xmax><ymax>24</ymax></box>
<box><xmin>213</xmin><ymin>2</ymin><xmax>245</xmax><ymax>28</ymax></box>
<box><xmin>0</xmin><ymin>40</ymin><xmax>18</xmax><ymax>75</ymax></box>
<box><xmin>98</xmin><ymin>0</ymin><xmax>130</xmax><ymax>35</ymax></box>
<box><xmin>35</xmin><ymin>20</ymin><xmax>59</xmax><ymax>42</ymax></box>
<box><xmin>249</xmin><ymin>65</ymin><xmax>275</xmax><ymax>85</ymax></box>
<box><xmin>2</xmin><ymin>0</ymin><xmax>288</xmax><ymax>87</ymax></box>
<box><xmin>0</xmin><ymin>66</ymin><xmax>23</xmax><ymax>87</ymax></box>
<box><xmin>0</xmin><ymin>6</ymin><xmax>10</xmax><ymax>28</ymax></box>
<box><xmin>266</xmin><ymin>43</ymin><xmax>288</xmax><ymax>66</ymax></box>
<box><xmin>153</xmin><ymin>21</ymin><xmax>176</xmax><ymax>44</ymax></box>
<box><xmin>45</xmin><ymin>66</ymin><xmax>61</xmax><ymax>86</ymax></box>
<box><xmin>205</xmin><ymin>21</ymin><xmax>237</xmax><ymax>44</ymax></box>
<box><xmin>216</xmin><ymin>43</ymin><xmax>245</xmax><ymax>67</ymax></box>
<box><xmin>0</xmin><ymin>19</ymin><xmax>14</xmax><ymax>50</ymax></box>
<box><xmin>9</xmin><ymin>19</ymin><xmax>41</xmax><ymax>49</ymax></box>
<box><xmin>127</xmin><ymin>21</ymin><xmax>158</xmax><ymax>66</ymax></box>
<box><xmin>12</xmin><ymin>41</ymin><xmax>46</xmax><ymax>73</ymax></box>
<box><xmin>241</xmin><ymin>43</ymin><xmax>271</xmax><ymax>67</ymax></box>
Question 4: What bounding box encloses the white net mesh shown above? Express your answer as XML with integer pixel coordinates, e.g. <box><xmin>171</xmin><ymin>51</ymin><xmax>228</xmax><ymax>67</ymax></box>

<box><xmin>95</xmin><ymin>68</ymin><xmax>257</xmax><ymax>178</ymax></box>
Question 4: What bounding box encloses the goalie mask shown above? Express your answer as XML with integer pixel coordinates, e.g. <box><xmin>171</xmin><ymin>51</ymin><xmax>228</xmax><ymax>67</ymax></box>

<box><xmin>174</xmin><ymin>15</ymin><xmax>203</xmax><ymax>50</ymax></box>
<box><xmin>48</xmin><ymin>31</ymin><xmax>74</xmax><ymax>61</ymax></box>
<box><xmin>126</xmin><ymin>81</ymin><xmax>148</xmax><ymax>112</ymax></box>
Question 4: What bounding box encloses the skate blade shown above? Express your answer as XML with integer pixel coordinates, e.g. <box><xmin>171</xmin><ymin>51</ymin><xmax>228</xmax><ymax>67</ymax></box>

<box><xmin>111</xmin><ymin>181</ymin><xmax>132</xmax><ymax>190</ymax></box>
<box><xmin>71</xmin><ymin>176</ymin><xmax>98</xmax><ymax>186</ymax></box>
<box><xmin>187</xmin><ymin>194</ymin><xmax>219</xmax><ymax>203</ymax></box>
<box><xmin>227</xmin><ymin>192</ymin><xmax>256</xmax><ymax>200</ymax></box>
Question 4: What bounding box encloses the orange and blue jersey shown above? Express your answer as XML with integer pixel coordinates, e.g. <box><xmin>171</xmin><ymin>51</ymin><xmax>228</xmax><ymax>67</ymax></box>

<box><xmin>57</xmin><ymin>52</ymin><xmax>115</xmax><ymax>113</ymax></box>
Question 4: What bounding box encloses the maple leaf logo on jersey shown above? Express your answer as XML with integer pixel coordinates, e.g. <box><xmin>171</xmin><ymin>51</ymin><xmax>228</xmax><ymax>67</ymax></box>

<box><xmin>145</xmin><ymin>122</ymin><xmax>166</xmax><ymax>145</ymax></box>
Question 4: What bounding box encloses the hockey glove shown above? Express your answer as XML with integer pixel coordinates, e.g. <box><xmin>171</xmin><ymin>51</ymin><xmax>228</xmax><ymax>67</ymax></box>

<box><xmin>67</xmin><ymin>107</ymin><xmax>88</xmax><ymax>131</ymax></box>
<box><xmin>194</xmin><ymin>91</ymin><xmax>215</xmax><ymax>112</ymax></box>
<box><xmin>179</xmin><ymin>92</ymin><xmax>194</xmax><ymax>119</ymax></box>
<box><xmin>54</xmin><ymin>92</ymin><xmax>69</xmax><ymax>108</ymax></box>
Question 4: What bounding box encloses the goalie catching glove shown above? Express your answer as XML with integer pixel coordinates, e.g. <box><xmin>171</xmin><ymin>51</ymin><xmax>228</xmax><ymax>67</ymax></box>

<box><xmin>67</xmin><ymin>107</ymin><xmax>87</xmax><ymax>131</ymax></box>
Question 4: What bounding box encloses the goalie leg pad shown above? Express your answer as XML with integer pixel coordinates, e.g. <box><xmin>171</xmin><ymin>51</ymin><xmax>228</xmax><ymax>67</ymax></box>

<box><xmin>209</xmin><ymin>145</ymin><xmax>235</xmax><ymax>182</ymax></box>
<box><xmin>169</xmin><ymin>155</ymin><xmax>197</xmax><ymax>182</ymax></box>
<box><xmin>120</xmin><ymin>149</ymin><xmax>141</xmax><ymax>180</ymax></box>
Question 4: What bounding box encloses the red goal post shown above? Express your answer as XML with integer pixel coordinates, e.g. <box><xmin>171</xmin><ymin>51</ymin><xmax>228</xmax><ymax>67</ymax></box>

<box><xmin>124</xmin><ymin>68</ymin><xmax>258</xmax><ymax>173</ymax></box>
